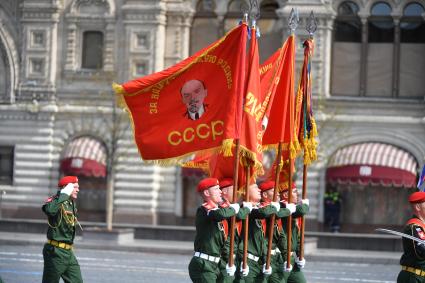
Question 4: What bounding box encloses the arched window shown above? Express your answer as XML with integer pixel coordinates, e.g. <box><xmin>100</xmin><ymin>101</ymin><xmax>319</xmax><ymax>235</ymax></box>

<box><xmin>368</xmin><ymin>2</ymin><xmax>394</xmax><ymax>42</ymax></box>
<box><xmin>190</xmin><ymin>0</ymin><xmax>218</xmax><ymax>55</ymax></box>
<box><xmin>0</xmin><ymin>42</ymin><xmax>9</xmax><ymax>103</ymax></box>
<box><xmin>401</xmin><ymin>2</ymin><xmax>425</xmax><ymax>43</ymax></box>
<box><xmin>81</xmin><ymin>31</ymin><xmax>104</xmax><ymax>69</ymax></box>
<box><xmin>399</xmin><ymin>2</ymin><xmax>425</xmax><ymax>98</ymax></box>
<box><xmin>258</xmin><ymin>0</ymin><xmax>280</xmax><ymax>61</ymax></box>
<box><xmin>334</xmin><ymin>1</ymin><xmax>361</xmax><ymax>42</ymax></box>
<box><xmin>331</xmin><ymin>1</ymin><xmax>362</xmax><ymax>96</ymax></box>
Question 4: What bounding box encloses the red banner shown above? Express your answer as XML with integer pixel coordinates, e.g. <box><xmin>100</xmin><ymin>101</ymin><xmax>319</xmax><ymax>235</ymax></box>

<box><xmin>113</xmin><ymin>24</ymin><xmax>247</xmax><ymax>164</ymax></box>
<box><xmin>239</xmin><ymin>27</ymin><xmax>264</xmax><ymax>176</ymax></box>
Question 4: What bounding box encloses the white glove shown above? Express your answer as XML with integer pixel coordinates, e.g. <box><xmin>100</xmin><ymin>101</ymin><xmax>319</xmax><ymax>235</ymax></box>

<box><xmin>242</xmin><ymin>201</ymin><xmax>253</xmax><ymax>212</ymax></box>
<box><xmin>229</xmin><ymin>203</ymin><xmax>240</xmax><ymax>214</ymax></box>
<box><xmin>240</xmin><ymin>262</ymin><xmax>249</xmax><ymax>277</ymax></box>
<box><xmin>271</xmin><ymin>201</ymin><xmax>280</xmax><ymax>211</ymax></box>
<box><xmin>301</xmin><ymin>199</ymin><xmax>309</xmax><ymax>206</ymax></box>
<box><xmin>226</xmin><ymin>263</ymin><xmax>236</xmax><ymax>276</ymax></box>
<box><xmin>283</xmin><ymin>262</ymin><xmax>293</xmax><ymax>272</ymax></box>
<box><xmin>286</xmin><ymin>203</ymin><xmax>296</xmax><ymax>214</ymax></box>
<box><xmin>295</xmin><ymin>256</ymin><xmax>306</xmax><ymax>269</ymax></box>
<box><xmin>262</xmin><ymin>263</ymin><xmax>272</xmax><ymax>275</ymax></box>
<box><xmin>60</xmin><ymin>183</ymin><xmax>74</xmax><ymax>196</ymax></box>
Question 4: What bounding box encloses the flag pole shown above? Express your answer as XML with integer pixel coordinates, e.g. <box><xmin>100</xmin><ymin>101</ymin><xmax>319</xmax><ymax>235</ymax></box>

<box><xmin>299</xmin><ymin>11</ymin><xmax>317</xmax><ymax>261</ymax></box>
<box><xmin>284</xmin><ymin>7</ymin><xmax>299</xmax><ymax>271</ymax></box>
<box><xmin>228</xmin><ymin>11</ymin><xmax>249</xmax><ymax>268</ymax></box>
<box><xmin>299</xmin><ymin>162</ymin><xmax>308</xmax><ymax>260</ymax></box>
<box><xmin>242</xmin><ymin>165</ymin><xmax>251</xmax><ymax>271</ymax></box>
<box><xmin>228</xmin><ymin>139</ymin><xmax>240</xmax><ymax>268</ymax></box>
<box><xmin>265</xmin><ymin>142</ymin><xmax>283</xmax><ymax>270</ymax></box>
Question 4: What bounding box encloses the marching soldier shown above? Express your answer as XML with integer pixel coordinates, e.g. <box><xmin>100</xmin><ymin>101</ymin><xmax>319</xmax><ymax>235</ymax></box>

<box><xmin>236</xmin><ymin>183</ymin><xmax>278</xmax><ymax>283</ymax></box>
<box><xmin>218</xmin><ymin>178</ymin><xmax>253</xmax><ymax>283</ymax></box>
<box><xmin>42</xmin><ymin>176</ymin><xmax>83</xmax><ymax>283</ymax></box>
<box><xmin>397</xmin><ymin>191</ymin><xmax>425</xmax><ymax>283</ymax></box>
<box><xmin>258</xmin><ymin>181</ymin><xmax>296</xmax><ymax>283</ymax></box>
<box><xmin>188</xmin><ymin>177</ymin><xmax>240</xmax><ymax>283</ymax></box>
<box><xmin>279</xmin><ymin>183</ymin><xmax>309</xmax><ymax>283</ymax></box>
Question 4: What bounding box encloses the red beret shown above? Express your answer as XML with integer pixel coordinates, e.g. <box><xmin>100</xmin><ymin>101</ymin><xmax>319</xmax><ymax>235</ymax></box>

<box><xmin>259</xmin><ymin>181</ymin><xmax>275</xmax><ymax>192</ymax></box>
<box><xmin>58</xmin><ymin>176</ymin><xmax>78</xmax><ymax>187</ymax></box>
<box><xmin>219</xmin><ymin>178</ymin><xmax>233</xmax><ymax>189</ymax></box>
<box><xmin>197</xmin><ymin>178</ymin><xmax>219</xmax><ymax>192</ymax></box>
<box><xmin>409</xmin><ymin>192</ymin><xmax>425</xmax><ymax>203</ymax></box>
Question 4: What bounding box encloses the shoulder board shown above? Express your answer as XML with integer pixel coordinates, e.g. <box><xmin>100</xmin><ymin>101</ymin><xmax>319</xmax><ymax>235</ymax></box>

<box><xmin>220</xmin><ymin>200</ymin><xmax>230</xmax><ymax>208</ymax></box>
<box><xmin>259</xmin><ymin>201</ymin><xmax>271</xmax><ymax>208</ymax></box>
<box><xmin>407</xmin><ymin>218</ymin><xmax>425</xmax><ymax>231</ymax></box>
<box><xmin>44</xmin><ymin>195</ymin><xmax>57</xmax><ymax>203</ymax></box>
<box><xmin>202</xmin><ymin>201</ymin><xmax>218</xmax><ymax>211</ymax></box>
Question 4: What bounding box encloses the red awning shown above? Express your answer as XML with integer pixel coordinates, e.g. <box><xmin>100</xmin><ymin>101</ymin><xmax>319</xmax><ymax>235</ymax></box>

<box><xmin>326</xmin><ymin>143</ymin><xmax>418</xmax><ymax>188</ymax></box>
<box><xmin>60</xmin><ymin>137</ymin><xmax>107</xmax><ymax>178</ymax></box>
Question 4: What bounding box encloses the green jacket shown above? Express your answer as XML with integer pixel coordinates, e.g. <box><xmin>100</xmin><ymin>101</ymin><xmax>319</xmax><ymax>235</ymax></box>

<box><xmin>42</xmin><ymin>192</ymin><xmax>77</xmax><ymax>244</ymax></box>
<box><xmin>238</xmin><ymin>204</ymin><xmax>277</xmax><ymax>259</ymax></box>
<box><xmin>221</xmin><ymin>206</ymin><xmax>250</xmax><ymax>261</ymax></box>
<box><xmin>193</xmin><ymin>204</ymin><xmax>237</xmax><ymax>257</ymax></box>
<box><xmin>279</xmin><ymin>203</ymin><xmax>309</xmax><ymax>257</ymax></box>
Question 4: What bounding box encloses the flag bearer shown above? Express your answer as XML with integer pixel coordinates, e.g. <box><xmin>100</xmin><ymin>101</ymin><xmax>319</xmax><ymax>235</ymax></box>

<box><xmin>189</xmin><ymin>177</ymin><xmax>240</xmax><ymax>283</ymax></box>
<box><xmin>279</xmin><ymin>183</ymin><xmax>309</xmax><ymax>283</ymax></box>
<box><xmin>259</xmin><ymin>181</ymin><xmax>296</xmax><ymax>283</ymax></box>
<box><xmin>218</xmin><ymin>178</ymin><xmax>253</xmax><ymax>283</ymax></box>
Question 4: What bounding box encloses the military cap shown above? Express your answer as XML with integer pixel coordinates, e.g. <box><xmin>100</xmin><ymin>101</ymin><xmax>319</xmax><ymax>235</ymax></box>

<box><xmin>259</xmin><ymin>181</ymin><xmax>275</xmax><ymax>192</ymax></box>
<box><xmin>409</xmin><ymin>192</ymin><xmax>425</xmax><ymax>203</ymax></box>
<box><xmin>219</xmin><ymin>178</ymin><xmax>233</xmax><ymax>189</ymax></box>
<box><xmin>197</xmin><ymin>177</ymin><xmax>219</xmax><ymax>192</ymax></box>
<box><xmin>58</xmin><ymin>176</ymin><xmax>78</xmax><ymax>187</ymax></box>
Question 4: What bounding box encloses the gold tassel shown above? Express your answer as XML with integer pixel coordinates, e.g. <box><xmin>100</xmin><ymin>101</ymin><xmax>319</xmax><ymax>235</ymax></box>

<box><xmin>290</xmin><ymin>142</ymin><xmax>296</xmax><ymax>159</ymax></box>
<box><xmin>112</xmin><ymin>82</ymin><xmax>125</xmax><ymax>95</ymax></box>
<box><xmin>311</xmin><ymin>117</ymin><xmax>318</xmax><ymax>137</ymax></box>
<box><xmin>304</xmin><ymin>149</ymin><xmax>311</xmax><ymax>165</ymax></box>
<box><xmin>221</xmin><ymin>139</ymin><xmax>234</xmax><ymax>156</ymax></box>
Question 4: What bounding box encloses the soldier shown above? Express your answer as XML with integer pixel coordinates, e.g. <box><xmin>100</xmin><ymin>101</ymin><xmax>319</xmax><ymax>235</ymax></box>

<box><xmin>279</xmin><ymin>183</ymin><xmax>309</xmax><ymax>283</ymax></box>
<box><xmin>218</xmin><ymin>178</ymin><xmax>253</xmax><ymax>283</ymax></box>
<box><xmin>258</xmin><ymin>181</ymin><xmax>296</xmax><ymax>283</ymax></box>
<box><xmin>42</xmin><ymin>176</ymin><xmax>83</xmax><ymax>283</ymax></box>
<box><xmin>236</xmin><ymin>183</ymin><xmax>279</xmax><ymax>283</ymax></box>
<box><xmin>188</xmin><ymin>177</ymin><xmax>240</xmax><ymax>283</ymax></box>
<box><xmin>397</xmin><ymin>191</ymin><xmax>425</xmax><ymax>283</ymax></box>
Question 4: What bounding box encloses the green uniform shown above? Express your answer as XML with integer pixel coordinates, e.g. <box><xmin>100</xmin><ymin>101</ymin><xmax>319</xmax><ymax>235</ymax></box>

<box><xmin>397</xmin><ymin>216</ymin><xmax>425</xmax><ymax>283</ymax></box>
<box><xmin>42</xmin><ymin>191</ymin><xmax>83</xmax><ymax>283</ymax></box>
<box><xmin>266</xmin><ymin>206</ymin><xmax>291</xmax><ymax>283</ymax></box>
<box><xmin>236</xmin><ymin>204</ymin><xmax>277</xmax><ymax>283</ymax></box>
<box><xmin>218</xmin><ymin>205</ymin><xmax>250</xmax><ymax>283</ymax></box>
<box><xmin>189</xmin><ymin>203</ymin><xmax>237</xmax><ymax>283</ymax></box>
<box><xmin>280</xmin><ymin>203</ymin><xmax>309</xmax><ymax>283</ymax></box>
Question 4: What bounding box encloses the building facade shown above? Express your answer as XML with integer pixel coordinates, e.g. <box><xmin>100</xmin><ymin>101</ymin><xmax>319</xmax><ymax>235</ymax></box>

<box><xmin>0</xmin><ymin>0</ymin><xmax>424</xmax><ymax>230</ymax></box>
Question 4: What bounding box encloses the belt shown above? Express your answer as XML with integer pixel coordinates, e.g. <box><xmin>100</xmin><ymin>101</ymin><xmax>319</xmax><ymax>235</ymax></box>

<box><xmin>401</xmin><ymin>265</ymin><xmax>425</xmax><ymax>277</ymax></box>
<box><xmin>47</xmin><ymin>239</ymin><xmax>73</xmax><ymax>250</ymax></box>
<box><xmin>247</xmin><ymin>253</ymin><xmax>260</xmax><ymax>262</ymax></box>
<box><xmin>271</xmin><ymin>248</ymin><xmax>281</xmax><ymax>255</ymax></box>
<box><xmin>193</xmin><ymin>252</ymin><xmax>220</xmax><ymax>263</ymax></box>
